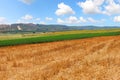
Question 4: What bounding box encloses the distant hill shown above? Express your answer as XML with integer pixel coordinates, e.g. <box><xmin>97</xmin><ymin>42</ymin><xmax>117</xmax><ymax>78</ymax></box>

<box><xmin>0</xmin><ymin>23</ymin><xmax>120</xmax><ymax>33</ymax></box>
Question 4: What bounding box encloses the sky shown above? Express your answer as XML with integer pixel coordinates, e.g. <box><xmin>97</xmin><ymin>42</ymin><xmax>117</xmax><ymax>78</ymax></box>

<box><xmin>0</xmin><ymin>0</ymin><xmax>120</xmax><ymax>26</ymax></box>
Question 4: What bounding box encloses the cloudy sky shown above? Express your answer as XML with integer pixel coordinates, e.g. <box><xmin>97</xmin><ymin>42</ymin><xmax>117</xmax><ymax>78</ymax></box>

<box><xmin>0</xmin><ymin>0</ymin><xmax>120</xmax><ymax>26</ymax></box>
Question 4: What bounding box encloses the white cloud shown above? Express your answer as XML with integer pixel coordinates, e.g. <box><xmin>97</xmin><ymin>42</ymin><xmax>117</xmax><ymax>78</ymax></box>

<box><xmin>57</xmin><ymin>16</ymin><xmax>105</xmax><ymax>24</ymax></box>
<box><xmin>57</xmin><ymin>18</ymin><xmax>65</xmax><ymax>24</ymax></box>
<box><xmin>87</xmin><ymin>17</ymin><xmax>105</xmax><ymax>23</ymax></box>
<box><xmin>88</xmin><ymin>17</ymin><xmax>100</xmax><ymax>23</ymax></box>
<box><xmin>79</xmin><ymin>17</ymin><xmax>87</xmax><ymax>23</ymax></box>
<box><xmin>114</xmin><ymin>16</ymin><xmax>120</xmax><ymax>22</ymax></box>
<box><xmin>57</xmin><ymin>16</ymin><xmax>80</xmax><ymax>24</ymax></box>
<box><xmin>40</xmin><ymin>21</ymin><xmax>46</xmax><ymax>24</ymax></box>
<box><xmin>16</xmin><ymin>14</ymin><xmax>37</xmax><ymax>23</ymax></box>
<box><xmin>35</xmin><ymin>18</ymin><xmax>40</xmax><ymax>21</ymax></box>
<box><xmin>19</xmin><ymin>0</ymin><xmax>34</xmax><ymax>5</ymax></box>
<box><xmin>45</xmin><ymin>17</ymin><xmax>53</xmax><ymax>21</ymax></box>
<box><xmin>0</xmin><ymin>17</ymin><xmax>7</xmax><ymax>24</ymax></box>
<box><xmin>55</xmin><ymin>2</ymin><xmax>75</xmax><ymax>16</ymax></box>
<box><xmin>87</xmin><ymin>17</ymin><xmax>98</xmax><ymax>23</ymax></box>
<box><xmin>57</xmin><ymin>16</ymin><xmax>79</xmax><ymax>24</ymax></box>
<box><xmin>104</xmin><ymin>0</ymin><xmax>120</xmax><ymax>15</ymax></box>
<box><xmin>78</xmin><ymin>0</ymin><xmax>120</xmax><ymax>15</ymax></box>
<box><xmin>16</xmin><ymin>19</ymin><xmax>22</xmax><ymax>23</ymax></box>
<box><xmin>16</xmin><ymin>19</ymin><xmax>31</xmax><ymax>23</ymax></box>
<box><xmin>77</xmin><ymin>0</ymin><xmax>104</xmax><ymax>14</ymax></box>
<box><xmin>22</xmin><ymin>14</ymin><xmax>33</xmax><ymax>20</ymax></box>
<box><xmin>66</xmin><ymin>16</ymin><xmax>79</xmax><ymax>24</ymax></box>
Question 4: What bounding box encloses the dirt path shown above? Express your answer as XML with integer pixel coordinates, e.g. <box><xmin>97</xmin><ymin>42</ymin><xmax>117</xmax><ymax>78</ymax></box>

<box><xmin>0</xmin><ymin>36</ymin><xmax>120</xmax><ymax>80</ymax></box>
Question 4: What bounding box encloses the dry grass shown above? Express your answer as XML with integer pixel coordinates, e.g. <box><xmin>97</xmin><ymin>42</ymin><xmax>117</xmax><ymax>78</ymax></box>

<box><xmin>0</xmin><ymin>36</ymin><xmax>120</xmax><ymax>80</ymax></box>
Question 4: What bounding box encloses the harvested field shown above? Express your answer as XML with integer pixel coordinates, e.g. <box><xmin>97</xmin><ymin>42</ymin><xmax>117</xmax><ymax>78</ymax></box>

<box><xmin>0</xmin><ymin>36</ymin><xmax>120</xmax><ymax>80</ymax></box>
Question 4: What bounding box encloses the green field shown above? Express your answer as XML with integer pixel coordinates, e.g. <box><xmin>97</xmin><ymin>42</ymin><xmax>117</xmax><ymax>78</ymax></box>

<box><xmin>0</xmin><ymin>29</ymin><xmax>120</xmax><ymax>40</ymax></box>
<box><xmin>0</xmin><ymin>29</ymin><xmax>120</xmax><ymax>47</ymax></box>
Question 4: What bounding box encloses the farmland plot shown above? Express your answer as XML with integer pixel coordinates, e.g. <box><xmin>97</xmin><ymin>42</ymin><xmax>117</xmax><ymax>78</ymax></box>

<box><xmin>0</xmin><ymin>36</ymin><xmax>120</xmax><ymax>80</ymax></box>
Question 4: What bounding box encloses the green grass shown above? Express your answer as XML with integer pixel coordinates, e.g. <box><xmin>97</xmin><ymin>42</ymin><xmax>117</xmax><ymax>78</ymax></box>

<box><xmin>0</xmin><ymin>28</ymin><xmax>120</xmax><ymax>40</ymax></box>
<box><xmin>0</xmin><ymin>31</ymin><xmax>120</xmax><ymax>47</ymax></box>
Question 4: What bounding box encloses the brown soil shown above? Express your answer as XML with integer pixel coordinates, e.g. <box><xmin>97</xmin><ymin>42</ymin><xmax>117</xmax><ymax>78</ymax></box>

<box><xmin>0</xmin><ymin>36</ymin><xmax>120</xmax><ymax>80</ymax></box>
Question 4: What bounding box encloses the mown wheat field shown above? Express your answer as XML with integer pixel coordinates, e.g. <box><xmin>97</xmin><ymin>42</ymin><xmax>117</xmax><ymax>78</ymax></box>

<box><xmin>0</xmin><ymin>36</ymin><xmax>120</xmax><ymax>80</ymax></box>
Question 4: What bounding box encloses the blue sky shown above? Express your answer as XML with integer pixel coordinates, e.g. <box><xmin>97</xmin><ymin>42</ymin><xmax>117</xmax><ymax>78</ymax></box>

<box><xmin>0</xmin><ymin>0</ymin><xmax>120</xmax><ymax>26</ymax></box>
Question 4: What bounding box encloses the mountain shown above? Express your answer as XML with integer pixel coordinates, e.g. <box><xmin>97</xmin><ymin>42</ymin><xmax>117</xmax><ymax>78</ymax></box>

<box><xmin>0</xmin><ymin>23</ymin><xmax>120</xmax><ymax>33</ymax></box>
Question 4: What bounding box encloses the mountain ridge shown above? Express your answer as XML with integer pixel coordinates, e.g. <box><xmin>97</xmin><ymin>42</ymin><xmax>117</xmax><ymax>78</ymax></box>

<box><xmin>0</xmin><ymin>23</ymin><xmax>120</xmax><ymax>33</ymax></box>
